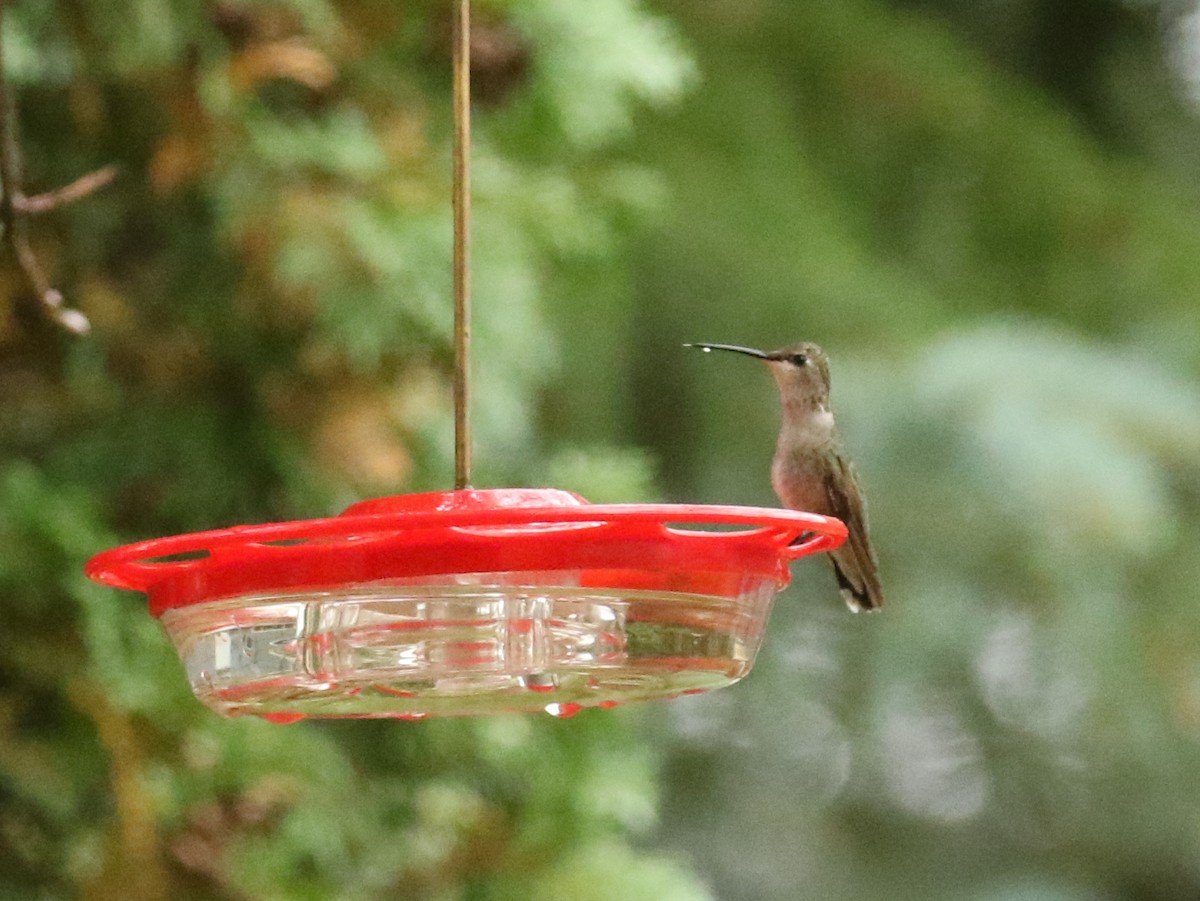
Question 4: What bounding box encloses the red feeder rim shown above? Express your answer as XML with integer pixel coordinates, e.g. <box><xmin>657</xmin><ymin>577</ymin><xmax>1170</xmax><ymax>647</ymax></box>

<box><xmin>86</xmin><ymin>489</ymin><xmax>847</xmax><ymax>615</ymax></box>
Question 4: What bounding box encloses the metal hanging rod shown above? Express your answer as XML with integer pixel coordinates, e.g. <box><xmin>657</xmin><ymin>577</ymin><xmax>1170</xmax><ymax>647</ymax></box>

<box><xmin>452</xmin><ymin>0</ymin><xmax>472</xmax><ymax>490</ymax></box>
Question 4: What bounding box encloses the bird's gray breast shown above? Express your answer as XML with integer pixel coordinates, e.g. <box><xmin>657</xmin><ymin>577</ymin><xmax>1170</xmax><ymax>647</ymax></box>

<box><xmin>771</xmin><ymin>450</ymin><xmax>832</xmax><ymax>514</ymax></box>
<box><xmin>770</xmin><ymin>410</ymin><xmax>838</xmax><ymax>514</ymax></box>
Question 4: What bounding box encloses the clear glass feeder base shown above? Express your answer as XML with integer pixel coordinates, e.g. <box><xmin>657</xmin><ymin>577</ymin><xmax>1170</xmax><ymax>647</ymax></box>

<box><xmin>160</xmin><ymin>575</ymin><xmax>778</xmax><ymax>720</ymax></box>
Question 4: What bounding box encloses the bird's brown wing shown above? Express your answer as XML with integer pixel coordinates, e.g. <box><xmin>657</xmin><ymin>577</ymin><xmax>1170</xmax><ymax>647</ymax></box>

<box><xmin>823</xmin><ymin>452</ymin><xmax>884</xmax><ymax>611</ymax></box>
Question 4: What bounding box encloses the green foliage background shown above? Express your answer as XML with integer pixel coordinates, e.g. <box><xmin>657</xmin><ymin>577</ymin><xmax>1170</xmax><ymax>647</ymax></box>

<box><xmin>2</xmin><ymin>0</ymin><xmax>1200</xmax><ymax>898</ymax></box>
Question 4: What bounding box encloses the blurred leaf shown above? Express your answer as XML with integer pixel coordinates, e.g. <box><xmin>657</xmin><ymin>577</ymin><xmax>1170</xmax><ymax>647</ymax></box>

<box><xmin>545</xmin><ymin>445</ymin><xmax>658</xmax><ymax>502</ymax></box>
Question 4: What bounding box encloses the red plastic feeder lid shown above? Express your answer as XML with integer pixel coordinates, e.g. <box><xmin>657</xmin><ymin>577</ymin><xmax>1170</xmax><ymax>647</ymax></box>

<box><xmin>86</xmin><ymin>489</ymin><xmax>847</xmax><ymax>616</ymax></box>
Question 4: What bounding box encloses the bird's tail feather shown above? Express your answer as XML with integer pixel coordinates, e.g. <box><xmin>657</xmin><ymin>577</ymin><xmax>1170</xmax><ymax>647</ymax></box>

<box><xmin>830</xmin><ymin>555</ymin><xmax>883</xmax><ymax>612</ymax></box>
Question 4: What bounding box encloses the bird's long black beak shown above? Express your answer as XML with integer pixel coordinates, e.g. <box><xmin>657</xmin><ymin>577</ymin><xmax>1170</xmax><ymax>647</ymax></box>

<box><xmin>684</xmin><ymin>342</ymin><xmax>769</xmax><ymax>359</ymax></box>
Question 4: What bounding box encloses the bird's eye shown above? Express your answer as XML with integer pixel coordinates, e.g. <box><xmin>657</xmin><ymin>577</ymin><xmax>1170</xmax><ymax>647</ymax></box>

<box><xmin>790</xmin><ymin>353</ymin><xmax>807</xmax><ymax>366</ymax></box>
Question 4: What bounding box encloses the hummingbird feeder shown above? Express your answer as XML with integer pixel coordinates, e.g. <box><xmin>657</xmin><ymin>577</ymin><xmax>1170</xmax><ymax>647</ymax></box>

<box><xmin>84</xmin><ymin>0</ymin><xmax>848</xmax><ymax>721</ymax></box>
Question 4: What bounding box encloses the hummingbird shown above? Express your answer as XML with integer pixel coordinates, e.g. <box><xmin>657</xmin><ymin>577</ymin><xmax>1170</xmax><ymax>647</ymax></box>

<box><xmin>686</xmin><ymin>341</ymin><xmax>884</xmax><ymax>612</ymax></box>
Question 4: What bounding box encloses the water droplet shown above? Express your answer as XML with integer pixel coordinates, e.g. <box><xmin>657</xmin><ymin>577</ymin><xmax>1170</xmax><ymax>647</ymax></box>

<box><xmin>523</xmin><ymin>673</ymin><xmax>558</xmax><ymax>692</ymax></box>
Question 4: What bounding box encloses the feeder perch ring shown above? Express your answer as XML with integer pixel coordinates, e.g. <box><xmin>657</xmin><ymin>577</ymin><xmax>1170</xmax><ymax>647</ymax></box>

<box><xmin>86</xmin><ymin>489</ymin><xmax>846</xmax><ymax>721</ymax></box>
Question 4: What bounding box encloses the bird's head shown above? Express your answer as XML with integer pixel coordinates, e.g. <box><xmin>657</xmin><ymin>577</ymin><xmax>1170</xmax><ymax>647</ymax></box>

<box><xmin>686</xmin><ymin>341</ymin><xmax>831</xmax><ymax>411</ymax></box>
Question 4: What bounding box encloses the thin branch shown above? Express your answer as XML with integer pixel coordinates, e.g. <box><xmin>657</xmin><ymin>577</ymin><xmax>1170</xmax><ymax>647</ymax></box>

<box><xmin>0</xmin><ymin>0</ymin><xmax>109</xmax><ymax>336</ymax></box>
<box><xmin>17</xmin><ymin>163</ymin><xmax>119</xmax><ymax>215</ymax></box>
